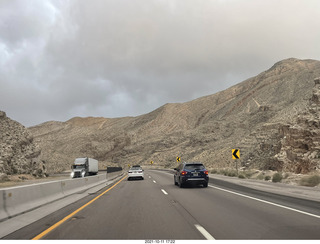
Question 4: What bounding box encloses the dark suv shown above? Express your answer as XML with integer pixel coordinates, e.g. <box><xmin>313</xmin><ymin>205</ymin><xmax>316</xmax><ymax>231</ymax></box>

<box><xmin>174</xmin><ymin>162</ymin><xmax>209</xmax><ymax>188</ymax></box>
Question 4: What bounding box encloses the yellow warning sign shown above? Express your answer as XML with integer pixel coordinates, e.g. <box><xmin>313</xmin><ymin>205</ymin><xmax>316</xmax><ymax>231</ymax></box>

<box><xmin>176</xmin><ymin>157</ymin><xmax>181</xmax><ymax>162</ymax></box>
<box><xmin>232</xmin><ymin>149</ymin><xmax>240</xmax><ymax>159</ymax></box>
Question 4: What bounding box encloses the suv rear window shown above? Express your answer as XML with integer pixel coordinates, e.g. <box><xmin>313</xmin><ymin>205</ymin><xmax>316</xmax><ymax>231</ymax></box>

<box><xmin>184</xmin><ymin>164</ymin><xmax>205</xmax><ymax>170</ymax></box>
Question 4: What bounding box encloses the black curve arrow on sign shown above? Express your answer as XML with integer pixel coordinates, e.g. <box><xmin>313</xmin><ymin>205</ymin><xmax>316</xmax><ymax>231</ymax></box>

<box><xmin>233</xmin><ymin>149</ymin><xmax>239</xmax><ymax>159</ymax></box>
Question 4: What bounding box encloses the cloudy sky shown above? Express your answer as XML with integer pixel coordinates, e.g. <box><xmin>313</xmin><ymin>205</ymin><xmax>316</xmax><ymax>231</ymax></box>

<box><xmin>1</xmin><ymin>0</ymin><xmax>320</xmax><ymax>126</ymax></box>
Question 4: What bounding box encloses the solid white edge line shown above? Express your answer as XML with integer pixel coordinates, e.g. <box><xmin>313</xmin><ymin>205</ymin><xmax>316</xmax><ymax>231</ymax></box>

<box><xmin>195</xmin><ymin>224</ymin><xmax>215</xmax><ymax>240</ymax></box>
<box><xmin>161</xmin><ymin>189</ymin><xmax>168</xmax><ymax>195</ymax></box>
<box><xmin>208</xmin><ymin>185</ymin><xmax>320</xmax><ymax>219</ymax></box>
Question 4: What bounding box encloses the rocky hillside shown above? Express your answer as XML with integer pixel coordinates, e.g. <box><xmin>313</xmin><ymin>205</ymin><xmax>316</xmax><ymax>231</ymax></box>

<box><xmin>275</xmin><ymin>77</ymin><xmax>320</xmax><ymax>173</ymax></box>
<box><xmin>29</xmin><ymin>58</ymin><xmax>320</xmax><ymax>174</ymax></box>
<box><xmin>0</xmin><ymin>111</ymin><xmax>46</xmax><ymax>180</ymax></box>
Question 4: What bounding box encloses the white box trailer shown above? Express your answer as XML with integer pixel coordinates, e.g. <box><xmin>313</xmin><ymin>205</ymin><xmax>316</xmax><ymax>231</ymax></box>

<box><xmin>71</xmin><ymin>157</ymin><xmax>98</xmax><ymax>178</ymax></box>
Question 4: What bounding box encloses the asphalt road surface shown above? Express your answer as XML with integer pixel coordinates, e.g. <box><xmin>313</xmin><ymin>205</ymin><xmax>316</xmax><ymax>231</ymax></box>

<box><xmin>3</xmin><ymin>170</ymin><xmax>320</xmax><ymax>240</ymax></box>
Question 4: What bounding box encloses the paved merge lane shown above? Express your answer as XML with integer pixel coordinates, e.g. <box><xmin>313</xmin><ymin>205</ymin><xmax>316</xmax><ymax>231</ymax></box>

<box><xmin>3</xmin><ymin>169</ymin><xmax>320</xmax><ymax>240</ymax></box>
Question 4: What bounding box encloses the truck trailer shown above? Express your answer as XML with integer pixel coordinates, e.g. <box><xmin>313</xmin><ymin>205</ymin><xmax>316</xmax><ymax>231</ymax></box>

<box><xmin>71</xmin><ymin>157</ymin><xmax>98</xmax><ymax>178</ymax></box>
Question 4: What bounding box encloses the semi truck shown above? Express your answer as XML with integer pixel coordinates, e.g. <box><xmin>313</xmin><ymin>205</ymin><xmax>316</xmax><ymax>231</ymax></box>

<box><xmin>71</xmin><ymin>157</ymin><xmax>99</xmax><ymax>178</ymax></box>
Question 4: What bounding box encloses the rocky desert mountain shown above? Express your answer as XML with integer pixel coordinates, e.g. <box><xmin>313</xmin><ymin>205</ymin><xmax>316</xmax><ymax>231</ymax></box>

<box><xmin>0</xmin><ymin>111</ymin><xmax>46</xmax><ymax>180</ymax></box>
<box><xmin>275</xmin><ymin>77</ymin><xmax>320</xmax><ymax>173</ymax></box>
<box><xmin>28</xmin><ymin>58</ymin><xmax>320</xmax><ymax>174</ymax></box>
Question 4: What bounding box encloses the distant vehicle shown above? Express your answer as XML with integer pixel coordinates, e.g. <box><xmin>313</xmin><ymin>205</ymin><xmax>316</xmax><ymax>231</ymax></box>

<box><xmin>174</xmin><ymin>162</ymin><xmax>209</xmax><ymax>188</ymax></box>
<box><xmin>71</xmin><ymin>157</ymin><xmax>98</xmax><ymax>178</ymax></box>
<box><xmin>128</xmin><ymin>166</ymin><xmax>144</xmax><ymax>180</ymax></box>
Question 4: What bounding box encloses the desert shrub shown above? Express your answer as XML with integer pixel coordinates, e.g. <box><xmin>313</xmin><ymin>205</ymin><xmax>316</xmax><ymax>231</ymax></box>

<box><xmin>244</xmin><ymin>170</ymin><xmax>256</xmax><ymax>178</ymax></box>
<box><xmin>211</xmin><ymin>169</ymin><xmax>218</xmax><ymax>174</ymax></box>
<box><xmin>227</xmin><ymin>170</ymin><xmax>237</xmax><ymax>177</ymax></box>
<box><xmin>222</xmin><ymin>169</ymin><xmax>230</xmax><ymax>176</ymax></box>
<box><xmin>213</xmin><ymin>168</ymin><xmax>239</xmax><ymax>177</ymax></box>
<box><xmin>257</xmin><ymin>173</ymin><xmax>264</xmax><ymax>180</ymax></box>
<box><xmin>0</xmin><ymin>173</ymin><xmax>9</xmax><ymax>182</ymax></box>
<box><xmin>283</xmin><ymin>172</ymin><xmax>290</xmax><ymax>179</ymax></box>
<box><xmin>238</xmin><ymin>174</ymin><xmax>245</xmax><ymax>179</ymax></box>
<box><xmin>264</xmin><ymin>175</ymin><xmax>271</xmax><ymax>181</ymax></box>
<box><xmin>164</xmin><ymin>163</ymin><xmax>172</xmax><ymax>168</ymax></box>
<box><xmin>272</xmin><ymin>172</ymin><xmax>283</xmax><ymax>183</ymax></box>
<box><xmin>218</xmin><ymin>169</ymin><xmax>227</xmax><ymax>176</ymax></box>
<box><xmin>299</xmin><ymin>175</ymin><xmax>320</xmax><ymax>187</ymax></box>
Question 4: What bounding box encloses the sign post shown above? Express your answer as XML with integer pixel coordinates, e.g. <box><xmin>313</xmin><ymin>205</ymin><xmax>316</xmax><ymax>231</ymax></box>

<box><xmin>232</xmin><ymin>149</ymin><xmax>240</xmax><ymax>176</ymax></box>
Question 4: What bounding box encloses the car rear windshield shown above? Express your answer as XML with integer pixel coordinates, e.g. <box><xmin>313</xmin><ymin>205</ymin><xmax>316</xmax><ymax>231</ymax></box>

<box><xmin>131</xmin><ymin>167</ymin><xmax>141</xmax><ymax>170</ymax></box>
<box><xmin>184</xmin><ymin>164</ymin><xmax>205</xmax><ymax>170</ymax></box>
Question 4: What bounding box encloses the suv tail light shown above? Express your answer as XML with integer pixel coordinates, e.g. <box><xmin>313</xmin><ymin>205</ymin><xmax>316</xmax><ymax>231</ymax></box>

<box><xmin>181</xmin><ymin>171</ymin><xmax>187</xmax><ymax>176</ymax></box>
<box><xmin>204</xmin><ymin>170</ymin><xmax>209</xmax><ymax>175</ymax></box>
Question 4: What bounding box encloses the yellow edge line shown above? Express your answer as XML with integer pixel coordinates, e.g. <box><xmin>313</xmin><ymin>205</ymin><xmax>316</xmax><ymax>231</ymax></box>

<box><xmin>32</xmin><ymin>175</ymin><xmax>127</xmax><ymax>240</ymax></box>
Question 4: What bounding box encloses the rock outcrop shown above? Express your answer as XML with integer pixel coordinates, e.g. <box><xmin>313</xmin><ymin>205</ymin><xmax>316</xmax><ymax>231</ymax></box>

<box><xmin>0</xmin><ymin>111</ymin><xmax>46</xmax><ymax>180</ymax></box>
<box><xmin>275</xmin><ymin>77</ymin><xmax>320</xmax><ymax>173</ymax></box>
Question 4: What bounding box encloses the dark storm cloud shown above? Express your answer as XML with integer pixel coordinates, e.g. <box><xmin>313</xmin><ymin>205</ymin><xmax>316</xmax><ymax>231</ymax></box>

<box><xmin>1</xmin><ymin>0</ymin><xmax>320</xmax><ymax>126</ymax></box>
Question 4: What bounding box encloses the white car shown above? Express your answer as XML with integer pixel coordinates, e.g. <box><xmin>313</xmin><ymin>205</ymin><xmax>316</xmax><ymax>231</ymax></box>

<box><xmin>128</xmin><ymin>165</ymin><xmax>144</xmax><ymax>180</ymax></box>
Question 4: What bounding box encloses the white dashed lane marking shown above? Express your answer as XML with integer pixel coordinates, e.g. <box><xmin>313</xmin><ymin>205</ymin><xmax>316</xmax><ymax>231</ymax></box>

<box><xmin>195</xmin><ymin>224</ymin><xmax>215</xmax><ymax>240</ymax></box>
<box><xmin>161</xmin><ymin>189</ymin><xmax>168</xmax><ymax>195</ymax></box>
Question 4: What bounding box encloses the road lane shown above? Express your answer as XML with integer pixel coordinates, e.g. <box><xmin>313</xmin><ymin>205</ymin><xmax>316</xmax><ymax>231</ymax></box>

<box><xmin>147</xmin><ymin>170</ymin><xmax>320</xmax><ymax>239</ymax></box>
<box><xmin>36</xmin><ymin>172</ymin><xmax>204</xmax><ymax>240</ymax></box>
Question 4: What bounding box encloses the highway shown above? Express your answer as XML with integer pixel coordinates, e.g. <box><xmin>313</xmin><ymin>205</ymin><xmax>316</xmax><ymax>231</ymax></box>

<box><xmin>3</xmin><ymin>169</ymin><xmax>320</xmax><ymax>240</ymax></box>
